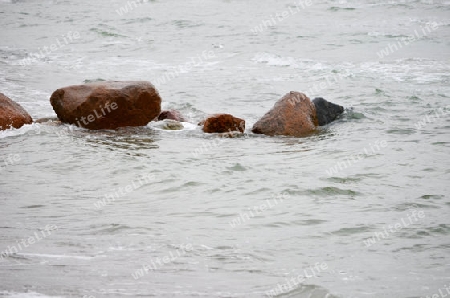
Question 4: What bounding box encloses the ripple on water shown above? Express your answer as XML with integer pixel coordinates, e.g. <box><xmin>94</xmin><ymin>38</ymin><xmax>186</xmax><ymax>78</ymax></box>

<box><xmin>306</xmin><ymin>187</ymin><xmax>361</xmax><ymax>197</ymax></box>
<box><xmin>329</xmin><ymin>7</ymin><xmax>356</xmax><ymax>11</ymax></box>
<box><xmin>426</xmin><ymin>224</ymin><xmax>450</xmax><ymax>235</ymax></box>
<box><xmin>323</xmin><ymin>176</ymin><xmax>363</xmax><ymax>183</ymax></box>
<box><xmin>395</xmin><ymin>202</ymin><xmax>440</xmax><ymax>210</ymax></box>
<box><xmin>331</xmin><ymin>226</ymin><xmax>372</xmax><ymax>236</ymax></box>
<box><xmin>243</xmin><ymin>187</ymin><xmax>272</xmax><ymax>195</ymax></box>
<box><xmin>267</xmin><ymin>284</ymin><xmax>339</xmax><ymax>298</ymax></box>
<box><xmin>432</xmin><ymin>142</ymin><xmax>450</xmax><ymax>146</ymax></box>
<box><xmin>87</xmin><ymin>224</ymin><xmax>133</xmax><ymax>235</ymax></box>
<box><xmin>226</xmin><ymin>163</ymin><xmax>247</xmax><ymax>172</ymax></box>
<box><xmin>291</xmin><ymin>219</ymin><xmax>328</xmax><ymax>226</ymax></box>
<box><xmin>386</xmin><ymin>128</ymin><xmax>417</xmax><ymax>135</ymax></box>
<box><xmin>171</xmin><ymin>19</ymin><xmax>203</xmax><ymax>28</ymax></box>
<box><xmin>262</xmin><ymin>222</ymin><xmax>291</xmax><ymax>228</ymax></box>
<box><xmin>392</xmin><ymin>243</ymin><xmax>429</xmax><ymax>253</ymax></box>
<box><xmin>419</xmin><ymin>194</ymin><xmax>445</xmax><ymax>201</ymax></box>
<box><xmin>124</xmin><ymin>17</ymin><xmax>153</xmax><ymax>24</ymax></box>
<box><xmin>89</xmin><ymin>28</ymin><xmax>126</xmax><ymax>38</ymax></box>
<box><xmin>20</xmin><ymin>204</ymin><xmax>46</xmax><ymax>209</ymax></box>
<box><xmin>344</xmin><ymin>110</ymin><xmax>366</xmax><ymax>120</ymax></box>
<box><xmin>409</xmin><ymin>95</ymin><xmax>422</xmax><ymax>102</ymax></box>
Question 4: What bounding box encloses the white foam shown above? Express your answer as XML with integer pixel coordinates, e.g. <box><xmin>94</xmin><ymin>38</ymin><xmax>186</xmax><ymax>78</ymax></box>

<box><xmin>149</xmin><ymin>121</ymin><xmax>199</xmax><ymax>131</ymax></box>
<box><xmin>252</xmin><ymin>52</ymin><xmax>295</xmax><ymax>67</ymax></box>
<box><xmin>180</xmin><ymin>122</ymin><xmax>198</xmax><ymax>130</ymax></box>
<box><xmin>0</xmin><ymin>123</ymin><xmax>40</xmax><ymax>139</ymax></box>
<box><xmin>252</xmin><ymin>52</ymin><xmax>329</xmax><ymax>70</ymax></box>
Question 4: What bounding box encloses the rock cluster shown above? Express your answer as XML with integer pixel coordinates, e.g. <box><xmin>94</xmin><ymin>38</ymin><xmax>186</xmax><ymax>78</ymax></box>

<box><xmin>2</xmin><ymin>81</ymin><xmax>344</xmax><ymax>136</ymax></box>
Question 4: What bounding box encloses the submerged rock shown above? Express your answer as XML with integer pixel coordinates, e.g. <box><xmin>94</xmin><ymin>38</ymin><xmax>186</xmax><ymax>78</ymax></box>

<box><xmin>312</xmin><ymin>97</ymin><xmax>344</xmax><ymax>126</ymax></box>
<box><xmin>50</xmin><ymin>81</ymin><xmax>161</xmax><ymax>130</ymax></box>
<box><xmin>35</xmin><ymin>117</ymin><xmax>62</xmax><ymax>127</ymax></box>
<box><xmin>202</xmin><ymin>114</ymin><xmax>245</xmax><ymax>134</ymax></box>
<box><xmin>158</xmin><ymin>110</ymin><xmax>187</xmax><ymax>122</ymax></box>
<box><xmin>35</xmin><ymin>117</ymin><xmax>60</xmax><ymax>124</ymax></box>
<box><xmin>153</xmin><ymin>119</ymin><xmax>184</xmax><ymax>130</ymax></box>
<box><xmin>252</xmin><ymin>92</ymin><xmax>318</xmax><ymax>137</ymax></box>
<box><xmin>0</xmin><ymin>93</ymin><xmax>32</xmax><ymax>130</ymax></box>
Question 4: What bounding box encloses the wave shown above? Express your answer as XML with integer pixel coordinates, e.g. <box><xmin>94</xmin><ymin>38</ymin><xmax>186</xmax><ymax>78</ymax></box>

<box><xmin>0</xmin><ymin>292</ymin><xmax>64</xmax><ymax>298</ymax></box>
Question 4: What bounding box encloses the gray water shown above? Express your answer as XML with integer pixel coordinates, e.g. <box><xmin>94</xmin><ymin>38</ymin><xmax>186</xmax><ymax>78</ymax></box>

<box><xmin>1</xmin><ymin>0</ymin><xmax>450</xmax><ymax>297</ymax></box>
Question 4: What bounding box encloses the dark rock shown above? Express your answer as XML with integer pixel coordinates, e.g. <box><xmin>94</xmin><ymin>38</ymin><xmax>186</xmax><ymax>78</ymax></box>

<box><xmin>158</xmin><ymin>110</ymin><xmax>187</xmax><ymax>122</ymax></box>
<box><xmin>252</xmin><ymin>92</ymin><xmax>317</xmax><ymax>137</ymax></box>
<box><xmin>312</xmin><ymin>97</ymin><xmax>344</xmax><ymax>126</ymax></box>
<box><xmin>202</xmin><ymin>114</ymin><xmax>245</xmax><ymax>134</ymax></box>
<box><xmin>0</xmin><ymin>93</ymin><xmax>32</xmax><ymax>130</ymax></box>
<box><xmin>50</xmin><ymin>81</ymin><xmax>161</xmax><ymax>130</ymax></box>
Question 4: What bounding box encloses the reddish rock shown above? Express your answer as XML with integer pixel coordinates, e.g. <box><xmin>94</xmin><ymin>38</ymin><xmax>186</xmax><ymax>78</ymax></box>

<box><xmin>0</xmin><ymin>93</ymin><xmax>32</xmax><ymax>130</ymax></box>
<box><xmin>50</xmin><ymin>81</ymin><xmax>161</xmax><ymax>130</ymax></box>
<box><xmin>252</xmin><ymin>92</ymin><xmax>318</xmax><ymax>137</ymax></box>
<box><xmin>158</xmin><ymin>110</ymin><xmax>187</xmax><ymax>122</ymax></box>
<box><xmin>202</xmin><ymin>114</ymin><xmax>245</xmax><ymax>134</ymax></box>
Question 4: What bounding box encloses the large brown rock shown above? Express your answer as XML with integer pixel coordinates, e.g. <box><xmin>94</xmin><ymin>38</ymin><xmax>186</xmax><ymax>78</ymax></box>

<box><xmin>202</xmin><ymin>114</ymin><xmax>245</xmax><ymax>134</ymax></box>
<box><xmin>50</xmin><ymin>81</ymin><xmax>161</xmax><ymax>130</ymax></box>
<box><xmin>0</xmin><ymin>93</ymin><xmax>32</xmax><ymax>130</ymax></box>
<box><xmin>252</xmin><ymin>92</ymin><xmax>318</xmax><ymax>137</ymax></box>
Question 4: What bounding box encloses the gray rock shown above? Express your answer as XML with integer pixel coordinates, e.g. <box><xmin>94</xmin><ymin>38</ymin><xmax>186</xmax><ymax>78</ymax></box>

<box><xmin>312</xmin><ymin>97</ymin><xmax>344</xmax><ymax>126</ymax></box>
<box><xmin>155</xmin><ymin>119</ymin><xmax>184</xmax><ymax>130</ymax></box>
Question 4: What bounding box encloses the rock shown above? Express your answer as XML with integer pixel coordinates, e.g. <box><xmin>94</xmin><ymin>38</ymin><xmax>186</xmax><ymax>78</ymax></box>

<box><xmin>202</xmin><ymin>114</ymin><xmax>245</xmax><ymax>134</ymax></box>
<box><xmin>0</xmin><ymin>93</ymin><xmax>33</xmax><ymax>130</ymax></box>
<box><xmin>312</xmin><ymin>97</ymin><xmax>344</xmax><ymax>126</ymax></box>
<box><xmin>50</xmin><ymin>81</ymin><xmax>161</xmax><ymax>130</ymax></box>
<box><xmin>252</xmin><ymin>92</ymin><xmax>318</xmax><ymax>137</ymax></box>
<box><xmin>158</xmin><ymin>110</ymin><xmax>187</xmax><ymax>122</ymax></box>
<box><xmin>35</xmin><ymin>117</ymin><xmax>62</xmax><ymax>126</ymax></box>
<box><xmin>35</xmin><ymin>117</ymin><xmax>60</xmax><ymax>124</ymax></box>
<box><xmin>153</xmin><ymin>119</ymin><xmax>184</xmax><ymax>130</ymax></box>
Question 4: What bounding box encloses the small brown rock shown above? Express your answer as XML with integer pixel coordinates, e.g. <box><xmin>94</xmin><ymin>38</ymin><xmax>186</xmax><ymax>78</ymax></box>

<box><xmin>0</xmin><ymin>93</ymin><xmax>32</xmax><ymax>130</ymax></box>
<box><xmin>202</xmin><ymin>114</ymin><xmax>245</xmax><ymax>134</ymax></box>
<box><xmin>35</xmin><ymin>117</ymin><xmax>59</xmax><ymax>124</ymax></box>
<box><xmin>158</xmin><ymin>110</ymin><xmax>187</xmax><ymax>122</ymax></box>
<box><xmin>252</xmin><ymin>92</ymin><xmax>318</xmax><ymax>137</ymax></box>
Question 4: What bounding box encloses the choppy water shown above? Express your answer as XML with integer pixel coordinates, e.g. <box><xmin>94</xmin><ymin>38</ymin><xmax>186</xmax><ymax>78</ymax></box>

<box><xmin>1</xmin><ymin>0</ymin><xmax>450</xmax><ymax>297</ymax></box>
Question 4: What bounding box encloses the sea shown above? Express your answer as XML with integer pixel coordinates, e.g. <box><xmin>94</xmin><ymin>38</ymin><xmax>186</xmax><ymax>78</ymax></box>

<box><xmin>0</xmin><ymin>0</ymin><xmax>449</xmax><ymax>297</ymax></box>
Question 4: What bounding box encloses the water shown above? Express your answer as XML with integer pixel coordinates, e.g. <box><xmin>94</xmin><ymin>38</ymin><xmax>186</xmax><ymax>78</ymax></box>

<box><xmin>1</xmin><ymin>0</ymin><xmax>450</xmax><ymax>297</ymax></box>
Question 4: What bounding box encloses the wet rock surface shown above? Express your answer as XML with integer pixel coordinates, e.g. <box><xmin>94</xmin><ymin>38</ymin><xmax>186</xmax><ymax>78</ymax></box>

<box><xmin>0</xmin><ymin>93</ymin><xmax>32</xmax><ymax>130</ymax></box>
<box><xmin>202</xmin><ymin>114</ymin><xmax>245</xmax><ymax>134</ymax></box>
<box><xmin>252</xmin><ymin>92</ymin><xmax>317</xmax><ymax>137</ymax></box>
<box><xmin>50</xmin><ymin>81</ymin><xmax>161</xmax><ymax>130</ymax></box>
<box><xmin>312</xmin><ymin>97</ymin><xmax>344</xmax><ymax>126</ymax></box>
